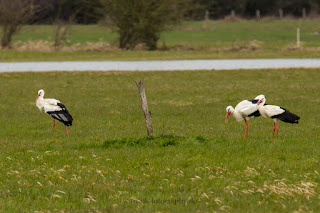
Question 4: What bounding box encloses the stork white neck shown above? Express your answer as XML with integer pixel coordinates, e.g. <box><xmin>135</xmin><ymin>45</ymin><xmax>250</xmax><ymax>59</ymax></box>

<box><xmin>226</xmin><ymin>105</ymin><xmax>235</xmax><ymax>113</ymax></box>
<box><xmin>257</xmin><ymin>97</ymin><xmax>266</xmax><ymax>109</ymax></box>
<box><xmin>36</xmin><ymin>89</ymin><xmax>45</xmax><ymax>111</ymax></box>
<box><xmin>256</xmin><ymin>96</ymin><xmax>268</xmax><ymax>117</ymax></box>
<box><xmin>226</xmin><ymin>105</ymin><xmax>243</xmax><ymax>122</ymax></box>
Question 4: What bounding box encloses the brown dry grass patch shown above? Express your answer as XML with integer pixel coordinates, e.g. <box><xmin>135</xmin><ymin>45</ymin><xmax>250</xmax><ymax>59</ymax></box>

<box><xmin>4</xmin><ymin>40</ymin><xmax>121</xmax><ymax>52</ymax></box>
<box><xmin>2</xmin><ymin>39</ymin><xmax>264</xmax><ymax>53</ymax></box>
<box><xmin>162</xmin><ymin>40</ymin><xmax>262</xmax><ymax>52</ymax></box>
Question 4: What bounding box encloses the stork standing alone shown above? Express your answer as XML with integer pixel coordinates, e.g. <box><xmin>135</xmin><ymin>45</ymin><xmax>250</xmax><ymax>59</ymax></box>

<box><xmin>225</xmin><ymin>95</ymin><xmax>264</xmax><ymax>139</ymax></box>
<box><xmin>256</xmin><ymin>95</ymin><xmax>300</xmax><ymax>139</ymax></box>
<box><xmin>35</xmin><ymin>89</ymin><xmax>73</xmax><ymax>135</ymax></box>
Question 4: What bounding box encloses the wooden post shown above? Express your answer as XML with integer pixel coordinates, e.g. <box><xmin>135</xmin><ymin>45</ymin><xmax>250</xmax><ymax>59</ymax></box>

<box><xmin>279</xmin><ymin>8</ymin><xmax>283</xmax><ymax>19</ymax></box>
<box><xmin>136</xmin><ymin>80</ymin><xmax>153</xmax><ymax>136</ymax></box>
<box><xmin>204</xmin><ymin>10</ymin><xmax>209</xmax><ymax>21</ymax></box>
<box><xmin>302</xmin><ymin>8</ymin><xmax>306</xmax><ymax>19</ymax></box>
<box><xmin>256</xmin><ymin>10</ymin><xmax>260</xmax><ymax>20</ymax></box>
<box><xmin>231</xmin><ymin>10</ymin><xmax>235</xmax><ymax>18</ymax></box>
<box><xmin>297</xmin><ymin>27</ymin><xmax>300</xmax><ymax>48</ymax></box>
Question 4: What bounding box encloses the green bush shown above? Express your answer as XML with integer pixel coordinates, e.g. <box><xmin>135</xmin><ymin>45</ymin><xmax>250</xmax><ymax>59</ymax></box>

<box><xmin>100</xmin><ymin>0</ymin><xmax>190</xmax><ymax>50</ymax></box>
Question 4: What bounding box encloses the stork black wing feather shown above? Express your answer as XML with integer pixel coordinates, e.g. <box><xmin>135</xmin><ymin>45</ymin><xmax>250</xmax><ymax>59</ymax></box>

<box><xmin>248</xmin><ymin>110</ymin><xmax>261</xmax><ymax>118</ymax></box>
<box><xmin>47</xmin><ymin>103</ymin><xmax>73</xmax><ymax>126</ymax></box>
<box><xmin>248</xmin><ymin>99</ymin><xmax>259</xmax><ymax>104</ymax></box>
<box><xmin>271</xmin><ymin>110</ymin><xmax>300</xmax><ymax>124</ymax></box>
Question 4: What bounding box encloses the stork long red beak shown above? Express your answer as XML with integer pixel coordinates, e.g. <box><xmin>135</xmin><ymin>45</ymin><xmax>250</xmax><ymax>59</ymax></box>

<box><xmin>225</xmin><ymin>112</ymin><xmax>231</xmax><ymax>124</ymax></box>
<box><xmin>257</xmin><ymin>100</ymin><xmax>262</xmax><ymax>105</ymax></box>
<box><xmin>35</xmin><ymin>94</ymin><xmax>40</xmax><ymax>102</ymax></box>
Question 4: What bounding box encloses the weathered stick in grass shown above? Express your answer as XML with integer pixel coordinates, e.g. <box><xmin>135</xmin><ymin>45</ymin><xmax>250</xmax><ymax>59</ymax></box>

<box><xmin>231</xmin><ymin>10</ymin><xmax>235</xmax><ymax>18</ymax></box>
<box><xmin>204</xmin><ymin>10</ymin><xmax>209</xmax><ymax>21</ymax></box>
<box><xmin>136</xmin><ymin>80</ymin><xmax>153</xmax><ymax>135</ymax></box>
<box><xmin>302</xmin><ymin>8</ymin><xmax>307</xmax><ymax>19</ymax></box>
<box><xmin>256</xmin><ymin>10</ymin><xmax>260</xmax><ymax>20</ymax></box>
<box><xmin>279</xmin><ymin>8</ymin><xmax>283</xmax><ymax>19</ymax></box>
<box><xmin>297</xmin><ymin>27</ymin><xmax>300</xmax><ymax>48</ymax></box>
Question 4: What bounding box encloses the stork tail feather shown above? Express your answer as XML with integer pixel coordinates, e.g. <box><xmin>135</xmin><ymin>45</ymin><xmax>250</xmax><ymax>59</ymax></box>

<box><xmin>271</xmin><ymin>111</ymin><xmax>300</xmax><ymax>124</ymax></box>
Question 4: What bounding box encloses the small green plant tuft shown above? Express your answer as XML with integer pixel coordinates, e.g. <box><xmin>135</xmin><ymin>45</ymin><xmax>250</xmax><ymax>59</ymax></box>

<box><xmin>194</xmin><ymin>135</ymin><xmax>208</xmax><ymax>143</ymax></box>
<box><xmin>102</xmin><ymin>134</ymin><xmax>207</xmax><ymax>148</ymax></box>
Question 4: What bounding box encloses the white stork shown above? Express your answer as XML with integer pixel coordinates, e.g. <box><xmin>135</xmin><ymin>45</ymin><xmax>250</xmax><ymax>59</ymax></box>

<box><xmin>35</xmin><ymin>89</ymin><xmax>73</xmax><ymax>135</ymax></box>
<box><xmin>256</xmin><ymin>95</ymin><xmax>300</xmax><ymax>139</ymax></box>
<box><xmin>225</xmin><ymin>95</ymin><xmax>264</xmax><ymax>139</ymax></box>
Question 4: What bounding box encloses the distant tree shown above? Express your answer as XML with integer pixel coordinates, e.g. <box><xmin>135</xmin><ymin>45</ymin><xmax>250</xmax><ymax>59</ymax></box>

<box><xmin>242</xmin><ymin>0</ymin><xmax>281</xmax><ymax>17</ymax></box>
<box><xmin>190</xmin><ymin>0</ymin><xmax>320</xmax><ymax>19</ymax></box>
<box><xmin>52</xmin><ymin>0</ymin><xmax>75</xmax><ymax>49</ymax></box>
<box><xmin>275</xmin><ymin>0</ymin><xmax>313</xmax><ymax>17</ymax></box>
<box><xmin>77</xmin><ymin>0</ymin><xmax>104</xmax><ymax>24</ymax></box>
<box><xmin>44</xmin><ymin>0</ymin><xmax>104</xmax><ymax>24</ymax></box>
<box><xmin>100</xmin><ymin>0</ymin><xmax>191</xmax><ymax>50</ymax></box>
<box><xmin>0</xmin><ymin>0</ymin><xmax>39</xmax><ymax>48</ymax></box>
<box><xmin>210</xmin><ymin>0</ymin><xmax>247</xmax><ymax>18</ymax></box>
<box><xmin>185</xmin><ymin>0</ymin><xmax>211</xmax><ymax>20</ymax></box>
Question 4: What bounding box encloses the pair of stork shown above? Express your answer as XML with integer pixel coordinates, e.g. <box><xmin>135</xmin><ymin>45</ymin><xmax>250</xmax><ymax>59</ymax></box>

<box><xmin>35</xmin><ymin>89</ymin><xmax>300</xmax><ymax>138</ymax></box>
<box><xmin>225</xmin><ymin>94</ymin><xmax>300</xmax><ymax>139</ymax></box>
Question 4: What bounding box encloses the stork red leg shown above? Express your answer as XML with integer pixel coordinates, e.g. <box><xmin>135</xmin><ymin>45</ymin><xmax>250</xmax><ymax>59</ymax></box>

<box><xmin>65</xmin><ymin>125</ymin><xmax>70</xmax><ymax>134</ymax></box>
<box><xmin>244</xmin><ymin>120</ymin><xmax>248</xmax><ymax>139</ymax></box>
<box><xmin>272</xmin><ymin>122</ymin><xmax>276</xmax><ymax>139</ymax></box>
<box><xmin>275</xmin><ymin>122</ymin><xmax>279</xmax><ymax>140</ymax></box>
<box><xmin>246</xmin><ymin>121</ymin><xmax>248</xmax><ymax>138</ymax></box>
<box><xmin>52</xmin><ymin>119</ymin><xmax>56</xmax><ymax>135</ymax></box>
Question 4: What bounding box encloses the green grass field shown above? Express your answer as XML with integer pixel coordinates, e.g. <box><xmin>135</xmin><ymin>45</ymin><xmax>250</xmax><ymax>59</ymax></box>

<box><xmin>0</xmin><ymin>69</ymin><xmax>319</xmax><ymax>212</ymax></box>
<box><xmin>1</xmin><ymin>20</ymin><xmax>320</xmax><ymax>61</ymax></box>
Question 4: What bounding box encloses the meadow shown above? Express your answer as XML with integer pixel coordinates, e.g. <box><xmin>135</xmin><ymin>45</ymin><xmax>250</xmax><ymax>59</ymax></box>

<box><xmin>1</xmin><ymin>19</ymin><xmax>320</xmax><ymax>61</ymax></box>
<box><xmin>0</xmin><ymin>69</ymin><xmax>319</xmax><ymax>212</ymax></box>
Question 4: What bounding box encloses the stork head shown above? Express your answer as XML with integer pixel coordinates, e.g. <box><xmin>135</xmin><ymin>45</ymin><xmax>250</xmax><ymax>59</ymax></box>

<box><xmin>225</xmin><ymin>106</ymin><xmax>234</xmax><ymax>123</ymax></box>
<box><xmin>255</xmin><ymin>94</ymin><xmax>266</xmax><ymax>106</ymax></box>
<box><xmin>36</xmin><ymin>89</ymin><xmax>45</xmax><ymax>102</ymax></box>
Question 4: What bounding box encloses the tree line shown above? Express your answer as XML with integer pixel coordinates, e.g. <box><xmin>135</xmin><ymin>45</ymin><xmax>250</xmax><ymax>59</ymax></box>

<box><xmin>27</xmin><ymin>0</ymin><xmax>320</xmax><ymax>24</ymax></box>
<box><xmin>0</xmin><ymin>0</ymin><xmax>319</xmax><ymax>50</ymax></box>
<box><xmin>190</xmin><ymin>0</ymin><xmax>320</xmax><ymax>19</ymax></box>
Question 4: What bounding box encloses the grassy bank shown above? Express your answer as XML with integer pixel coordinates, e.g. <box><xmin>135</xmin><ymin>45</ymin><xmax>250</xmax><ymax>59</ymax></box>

<box><xmin>1</xmin><ymin>20</ymin><xmax>320</xmax><ymax>61</ymax></box>
<box><xmin>0</xmin><ymin>69</ymin><xmax>319</xmax><ymax>211</ymax></box>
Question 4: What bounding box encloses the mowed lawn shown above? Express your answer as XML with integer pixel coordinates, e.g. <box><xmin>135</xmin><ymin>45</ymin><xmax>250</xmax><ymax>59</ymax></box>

<box><xmin>0</xmin><ymin>69</ymin><xmax>319</xmax><ymax>212</ymax></box>
<box><xmin>1</xmin><ymin>20</ymin><xmax>320</xmax><ymax>61</ymax></box>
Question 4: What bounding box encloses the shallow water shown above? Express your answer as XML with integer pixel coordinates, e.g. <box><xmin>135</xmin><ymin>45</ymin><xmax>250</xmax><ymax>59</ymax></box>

<box><xmin>1</xmin><ymin>59</ymin><xmax>320</xmax><ymax>72</ymax></box>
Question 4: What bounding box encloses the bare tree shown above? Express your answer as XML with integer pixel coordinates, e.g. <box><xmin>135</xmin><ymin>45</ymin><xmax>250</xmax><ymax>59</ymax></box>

<box><xmin>52</xmin><ymin>0</ymin><xmax>82</xmax><ymax>49</ymax></box>
<box><xmin>0</xmin><ymin>0</ymin><xmax>38</xmax><ymax>48</ymax></box>
<box><xmin>53</xmin><ymin>19</ymin><xmax>72</xmax><ymax>49</ymax></box>
<box><xmin>100</xmin><ymin>0</ymin><xmax>191</xmax><ymax>50</ymax></box>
